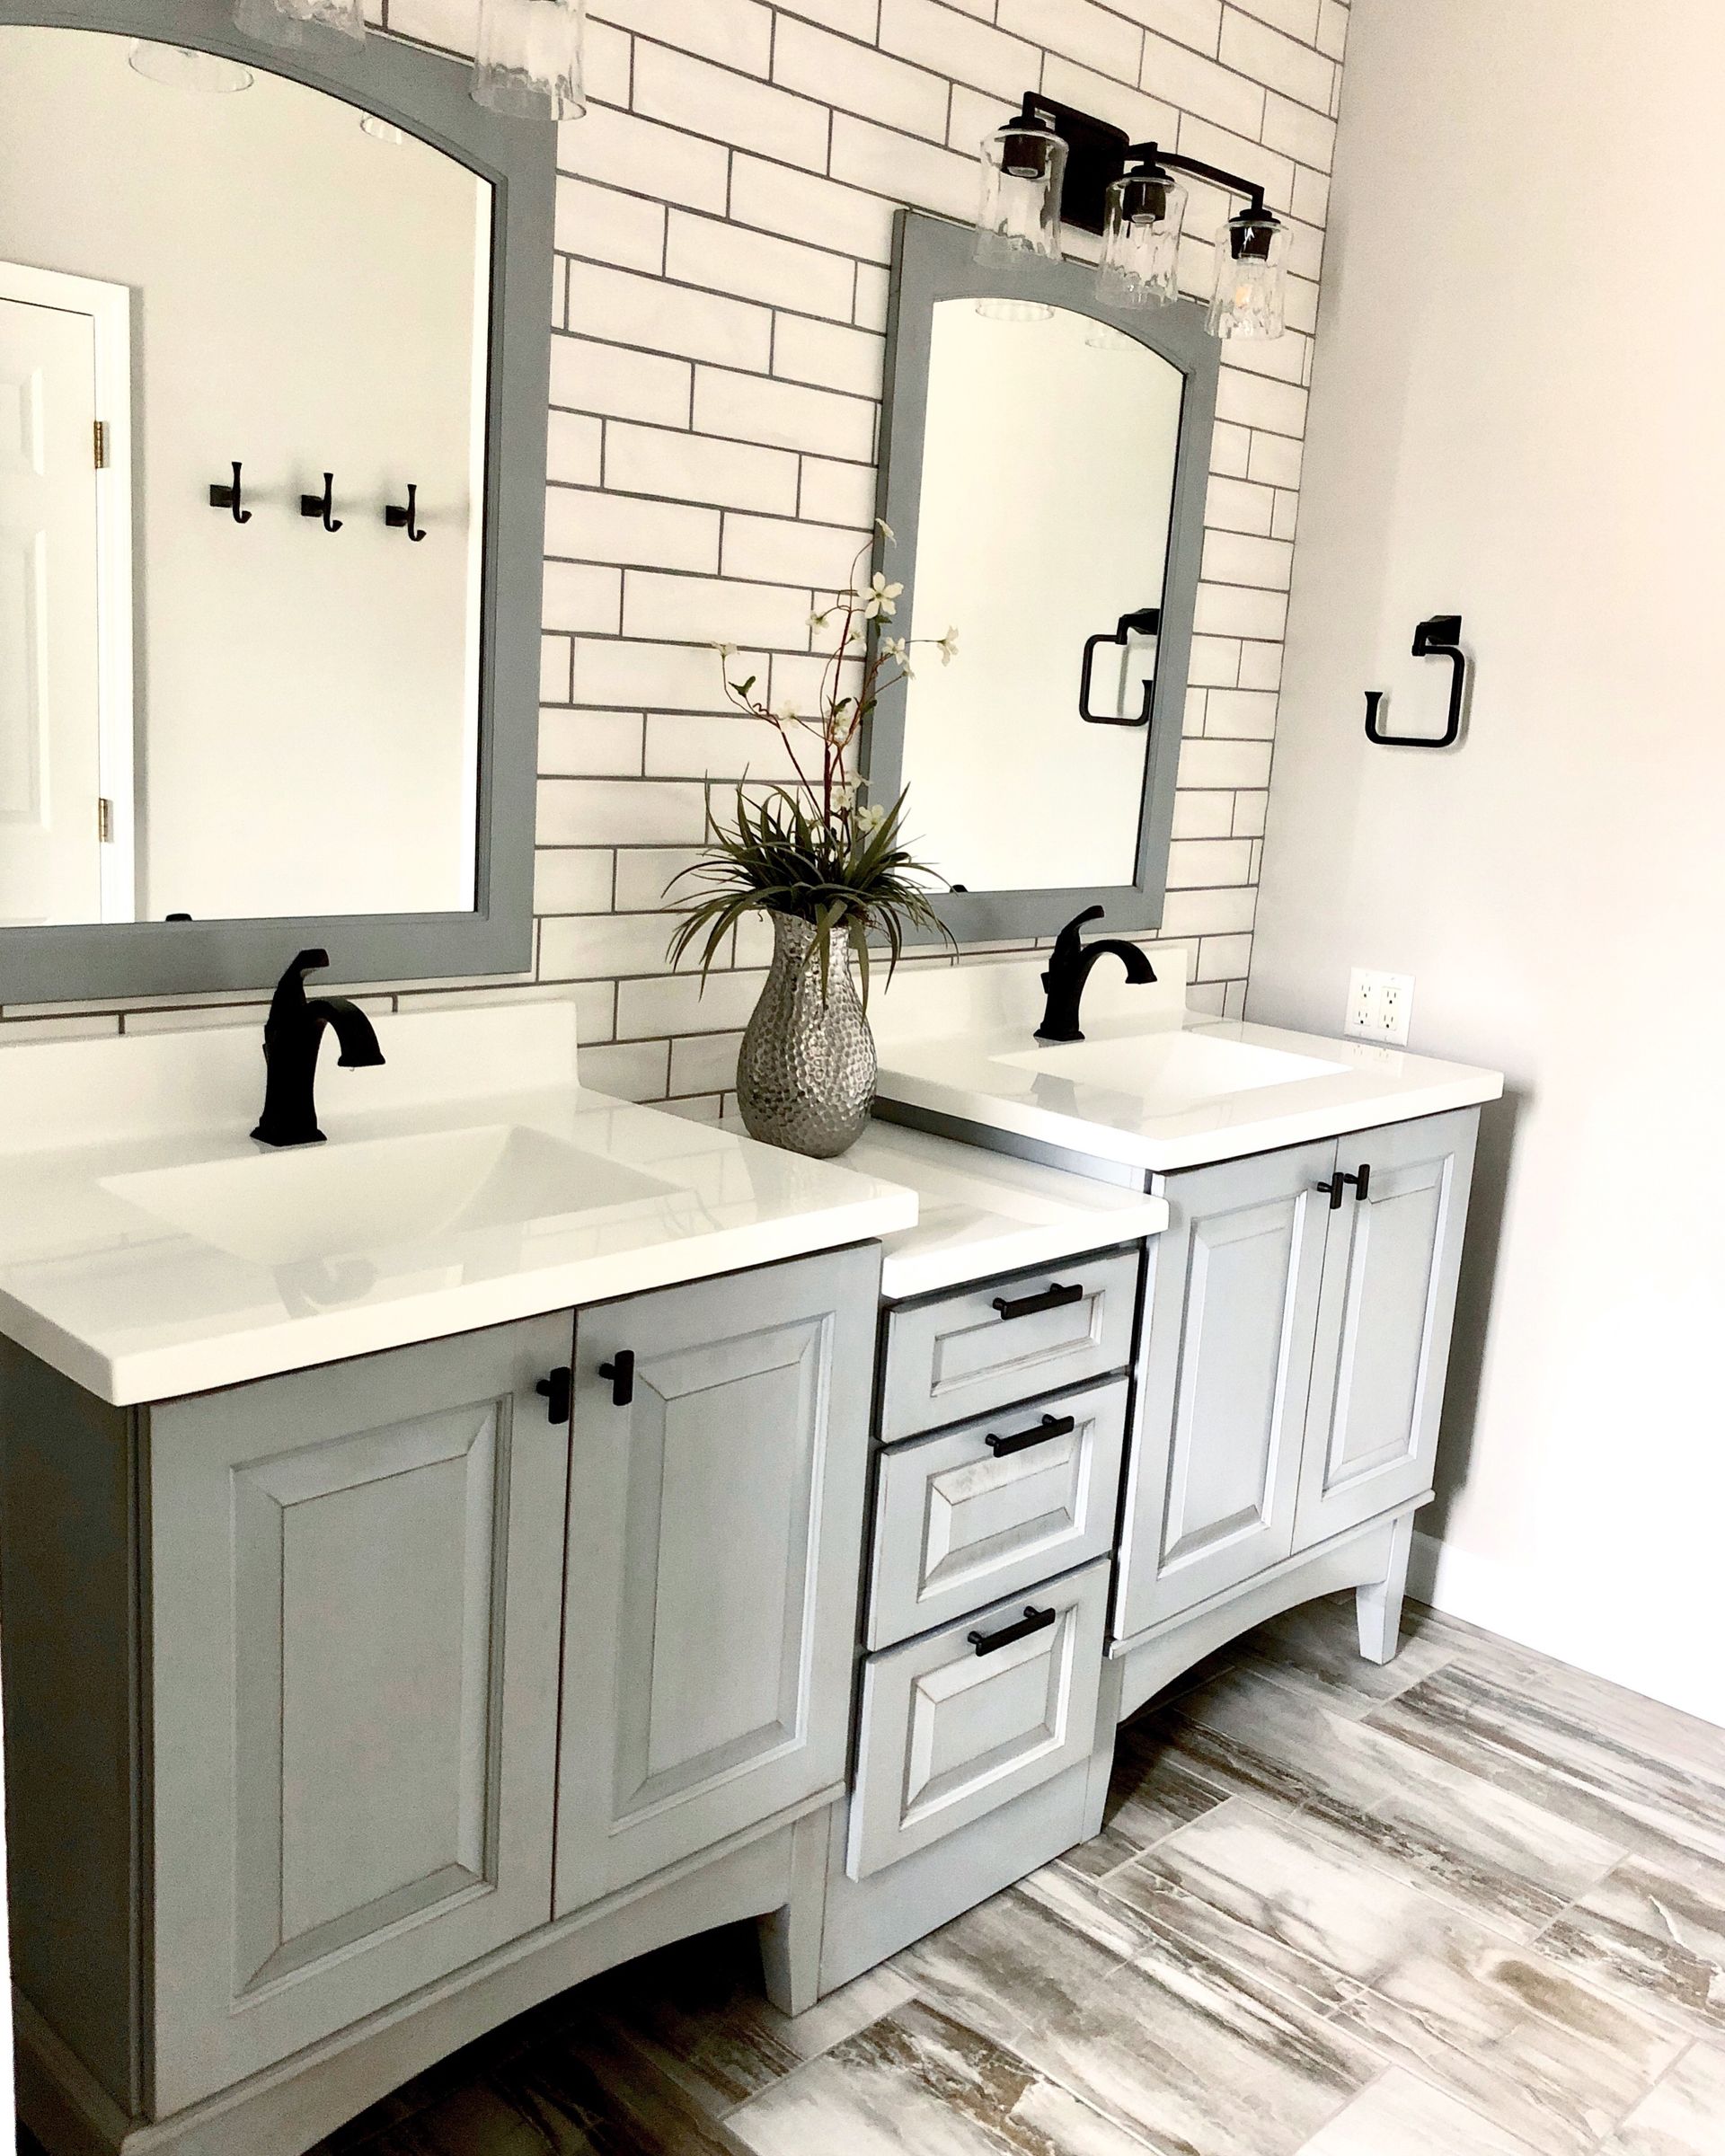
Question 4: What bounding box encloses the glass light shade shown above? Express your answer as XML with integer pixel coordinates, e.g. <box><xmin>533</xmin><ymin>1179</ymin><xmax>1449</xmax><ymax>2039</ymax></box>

<box><xmin>473</xmin><ymin>0</ymin><xmax>587</xmax><ymax>120</ymax></box>
<box><xmin>128</xmin><ymin>40</ymin><xmax>254</xmax><ymax>91</ymax></box>
<box><xmin>1098</xmin><ymin>167</ymin><xmax>1186</xmax><ymax>309</ymax></box>
<box><xmin>231</xmin><ymin>0</ymin><xmax>364</xmax><ymax>53</ymax></box>
<box><xmin>1208</xmin><ymin>213</ymin><xmax>1288</xmax><ymax>339</ymax></box>
<box><xmin>975</xmin><ymin>116</ymin><xmax>1066</xmax><ymax>273</ymax></box>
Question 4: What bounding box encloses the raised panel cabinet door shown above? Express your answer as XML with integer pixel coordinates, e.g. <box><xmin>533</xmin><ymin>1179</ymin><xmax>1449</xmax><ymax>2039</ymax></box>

<box><xmin>148</xmin><ymin>1316</ymin><xmax>571</xmax><ymax>2115</ymax></box>
<box><xmin>1114</xmin><ymin>1142</ymin><xmax>1336</xmax><ymax>1644</ymax></box>
<box><xmin>1295</xmin><ymin>1109</ymin><xmax>1480</xmax><ymax>1550</ymax></box>
<box><xmin>555</xmin><ymin>1244</ymin><xmax>880</xmax><ymax>1917</ymax></box>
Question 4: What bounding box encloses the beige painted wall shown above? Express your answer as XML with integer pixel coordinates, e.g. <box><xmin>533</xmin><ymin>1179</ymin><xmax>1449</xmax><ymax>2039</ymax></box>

<box><xmin>1251</xmin><ymin>0</ymin><xmax>1725</xmax><ymax>1722</ymax></box>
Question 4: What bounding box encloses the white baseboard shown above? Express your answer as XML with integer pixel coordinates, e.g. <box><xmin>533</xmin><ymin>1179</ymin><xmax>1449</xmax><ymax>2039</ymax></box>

<box><xmin>1411</xmin><ymin>1531</ymin><xmax>1725</xmax><ymax>1730</ymax></box>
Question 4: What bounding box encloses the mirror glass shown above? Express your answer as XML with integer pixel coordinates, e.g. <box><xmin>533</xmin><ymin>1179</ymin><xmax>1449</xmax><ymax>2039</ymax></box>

<box><xmin>0</xmin><ymin>25</ymin><xmax>490</xmax><ymax>930</ymax></box>
<box><xmin>896</xmin><ymin>298</ymin><xmax>1183</xmax><ymax>894</ymax></box>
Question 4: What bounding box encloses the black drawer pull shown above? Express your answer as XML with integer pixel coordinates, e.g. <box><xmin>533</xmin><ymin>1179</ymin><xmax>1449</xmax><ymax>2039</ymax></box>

<box><xmin>990</xmin><ymin>1280</ymin><xmax>1084</xmax><ymax>1322</ymax></box>
<box><xmin>1314</xmin><ymin>1167</ymin><xmax>1372</xmax><ymax>1211</ymax></box>
<box><xmin>535</xmin><ymin>1367</ymin><xmax>572</xmax><ymax>1425</ymax></box>
<box><xmin>968</xmin><ymin>1604</ymin><xmax>1058</xmax><ymax>1657</ymax></box>
<box><xmin>985</xmin><ymin>1413</ymin><xmax>1076</xmax><ymax>1458</ymax></box>
<box><xmin>598</xmin><ymin>1349</ymin><xmax>635</xmax><ymax>1407</ymax></box>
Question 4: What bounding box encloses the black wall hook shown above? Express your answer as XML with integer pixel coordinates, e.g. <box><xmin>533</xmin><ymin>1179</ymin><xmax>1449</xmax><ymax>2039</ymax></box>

<box><xmin>385</xmin><ymin>483</ymin><xmax>427</xmax><ymax>542</ymax></box>
<box><xmin>1365</xmin><ymin>614</ymin><xmax>1467</xmax><ymax>748</ymax></box>
<box><xmin>1080</xmin><ymin>607</ymin><xmax>1161</xmax><ymax>727</ymax></box>
<box><xmin>209</xmin><ymin>461</ymin><xmax>252</xmax><ymax>524</ymax></box>
<box><xmin>300</xmin><ymin>473</ymin><xmax>343</xmax><ymax>533</ymax></box>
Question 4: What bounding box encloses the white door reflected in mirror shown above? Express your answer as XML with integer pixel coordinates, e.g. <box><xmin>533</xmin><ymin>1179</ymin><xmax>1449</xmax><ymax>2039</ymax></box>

<box><xmin>0</xmin><ymin>291</ymin><xmax>104</xmax><ymax>929</ymax></box>
<box><xmin>896</xmin><ymin>299</ymin><xmax>1183</xmax><ymax>895</ymax></box>
<box><xmin>0</xmin><ymin>26</ymin><xmax>490</xmax><ymax>927</ymax></box>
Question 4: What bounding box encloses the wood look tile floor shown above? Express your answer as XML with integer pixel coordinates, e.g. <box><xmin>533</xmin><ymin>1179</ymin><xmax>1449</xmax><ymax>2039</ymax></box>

<box><xmin>37</xmin><ymin>1597</ymin><xmax>1725</xmax><ymax>2156</ymax></box>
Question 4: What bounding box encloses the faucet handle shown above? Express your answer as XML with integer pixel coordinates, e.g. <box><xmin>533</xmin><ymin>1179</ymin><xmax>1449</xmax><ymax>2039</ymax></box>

<box><xmin>289</xmin><ymin>948</ymin><xmax>331</xmax><ymax>978</ymax></box>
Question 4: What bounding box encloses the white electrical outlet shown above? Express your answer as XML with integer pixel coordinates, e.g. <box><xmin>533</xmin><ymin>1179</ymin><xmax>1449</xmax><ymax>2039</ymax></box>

<box><xmin>1347</xmin><ymin>968</ymin><xmax>1415</xmax><ymax>1045</ymax></box>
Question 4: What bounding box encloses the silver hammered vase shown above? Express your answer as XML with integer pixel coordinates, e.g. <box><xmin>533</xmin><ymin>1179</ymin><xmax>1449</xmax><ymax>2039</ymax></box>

<box><xmin>738</xmin><ymin>912</ymin><xmax>877</xmax><ymax>1159</ymax></box>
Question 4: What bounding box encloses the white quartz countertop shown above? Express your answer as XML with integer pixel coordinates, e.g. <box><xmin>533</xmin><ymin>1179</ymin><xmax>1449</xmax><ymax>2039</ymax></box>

<box><xmin>869</xmin><ymin>953</ymin><xmax>1504</xmax><ymax>1174</ymax></box>
<box><xmin>840</xmin><ymin>1121</ymin><xmax>1168</xmax><ymax>1301</ymax></box>
<box><xmin>0</xmin><ymin>1003</ymin><xmax>916</xmax><ymax>1406</ymax></box>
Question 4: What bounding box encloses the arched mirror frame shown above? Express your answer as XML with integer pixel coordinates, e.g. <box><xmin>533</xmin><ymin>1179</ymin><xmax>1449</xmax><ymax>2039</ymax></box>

<box><xmin>864</xmin><ymin>208</ymin><xmax>1221</xmax><ymax>945</ymax></box>
<box><xmin>0</xmin><ymin>0</ymin><xmax>553</xmax><ymax>1005</ymax></box>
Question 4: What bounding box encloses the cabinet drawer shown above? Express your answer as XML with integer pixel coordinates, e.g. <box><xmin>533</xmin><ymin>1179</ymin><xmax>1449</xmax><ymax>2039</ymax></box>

<box><xmin>867</xmin><ymin>1377</ymin><xmax>1128</xmax><ymax>1650</ymax></box>
<box><xmin>846</xmin><ymin>1558</ymin><xmax>1110</xmax><ymax>1881</ymax></box>
<box><xmin>880</xmin><ymin>1250</ymin><xmax>1140</xmax><ymax>1441</ymax></box>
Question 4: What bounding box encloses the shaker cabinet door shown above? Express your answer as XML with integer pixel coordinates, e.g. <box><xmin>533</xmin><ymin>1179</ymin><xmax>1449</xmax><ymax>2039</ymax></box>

<box><xmin>554</xmin><ymin>1245</ymin><xmax>879</xmax><ymax>1917</ymax></box>
<box><xmin>1115</xmin><ymin>1142</ymin><xmax>1334</xmax><ymax>1642</ymax></box>
<box><xmin>148</xmin><ymin>1316</ymin><xmax>572</xmax><ymax>2114</ymax></box>
<box><xmin>1295</xmin><ymin>1109</ymin><xmax>1478</xmax><ymax>1550</ymax></box>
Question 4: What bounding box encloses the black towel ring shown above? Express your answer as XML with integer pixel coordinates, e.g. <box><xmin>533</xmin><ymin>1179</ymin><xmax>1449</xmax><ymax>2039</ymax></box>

<box><xmin>1365</xmin><ymin>614</ymin><xmax>1467</xmax><ymax>748</ymax></box>
<box><xmin>1080</xmin><ymin>607</ymin><xmax>1161</xmax><ymax>728</ymax></box>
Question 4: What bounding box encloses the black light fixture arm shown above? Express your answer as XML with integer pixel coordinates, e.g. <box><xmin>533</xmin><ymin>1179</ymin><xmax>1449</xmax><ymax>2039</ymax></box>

<box><xmin>1004</xmin><ymin>93</ymin><xmax>1276</xmax><ymax>244</ymax></box>
<box><xmin>1126</xmin><ymin>140</ymin><xmax>1278</xmax><ymax>256</ymax></box>
<box><xmin>1128</xmin><ymin>141</ymin><xmax>1266</xmax><ymax>218</ymax></box>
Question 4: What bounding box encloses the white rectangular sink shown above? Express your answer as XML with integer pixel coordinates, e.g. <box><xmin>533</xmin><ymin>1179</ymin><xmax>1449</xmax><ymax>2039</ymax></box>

<box><xmin>869</xmin><ymin>951</ymin><xmax>1504</xmax><ymax>1174</ymax></box>
<box><xmin>104</xmin><ymin>1124</ymin><xmax>674</xmax><ymax>1268</ymax></box>
<box><xmin>995</xmin><ymin>1029</ymin><xmax>1349</xmax><ymax>1113</ymax></box>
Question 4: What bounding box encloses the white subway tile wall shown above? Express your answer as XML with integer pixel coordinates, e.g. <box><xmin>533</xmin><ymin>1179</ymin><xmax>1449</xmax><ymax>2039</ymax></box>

<box><xmin>1</xmin><ymin>0</ymin><xmax>1347</xmax><ymax>1086</ymax></box>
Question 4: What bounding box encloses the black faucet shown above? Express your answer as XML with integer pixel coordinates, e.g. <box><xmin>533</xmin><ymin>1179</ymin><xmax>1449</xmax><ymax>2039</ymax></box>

<box><xmin>1035</xmin><ymin>906</ymin><xmax>1157</xmax><ymax>1045</ymax></box>
<box><xmin>252</xmin><ymin>949</ymin><xmax>386</xmax><ymax>1148</ymax></box>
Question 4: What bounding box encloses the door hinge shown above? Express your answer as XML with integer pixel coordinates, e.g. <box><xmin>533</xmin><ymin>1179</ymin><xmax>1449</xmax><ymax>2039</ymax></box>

<box><xmin>93</xmin><ymin>420</ymin><xmax>109</xmax><ymax>471</ymax></box>
<box><xmin>98</xmin><ymin>797</ymin><xmax>114</xmax><ymax>844</ymax></box>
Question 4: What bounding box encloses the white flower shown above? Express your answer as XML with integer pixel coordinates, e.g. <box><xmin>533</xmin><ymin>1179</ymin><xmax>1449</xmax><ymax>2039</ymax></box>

<box><xmin>862</xmin><ymin>572</ymin><xmax>904</xmax><ymax>622</ymax></box>
<box><xmin>854</xmin><ymin>802</ymin><xmax>887</xmax><ymax>835</ymax></box>
<box><xmin>875</xmin><ymin>517</ymin><xmax>896</xmax><ymax>543</ymax></box>
<box><xmin>937</xmin><ymin>626</ymin><xmax>960</xmax><ymax>666</ymax></box>
<box><xmin>881</xmin><ymin>635</ymin><xmax>910</xmax><ymax>663</ymax></box>
<box><xmin>712</xmin><ymin>641</ymin><xmax>738</xmax><ymax>660</ymax></box>
<box><xmin>773</xmin><ymin>702</ymin><xmax>799</xmax><ymax>725</ymax></box>
<box><xmin>808</xmin><ymin>607</ymin><xmax>831</xmax><ymax>633</ymax></box>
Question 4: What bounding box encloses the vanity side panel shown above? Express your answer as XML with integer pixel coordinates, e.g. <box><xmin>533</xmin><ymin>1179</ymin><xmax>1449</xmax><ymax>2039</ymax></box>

<box><xmin>0</xmin><ymin>1338</ymin><xmax>145</xmax><ymax>2116</ymax></box>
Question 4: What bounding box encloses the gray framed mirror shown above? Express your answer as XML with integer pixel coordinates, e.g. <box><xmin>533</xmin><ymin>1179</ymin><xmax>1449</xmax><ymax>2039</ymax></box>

<box><xmin>0</xmin><ymin>0</ymin><xmax>553</xmax><ymax>1004</ymax></box>
<box><xmin>865</xmin><ymin>209</ymin><xmax>1219</xmax><ymax>944</ymax></box>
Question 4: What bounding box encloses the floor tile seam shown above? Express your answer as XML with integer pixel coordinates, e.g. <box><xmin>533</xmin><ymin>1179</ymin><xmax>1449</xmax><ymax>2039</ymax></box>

<box><xmin>1283</xmin><ymin>2063</ymin><xmax>1395</xmax><ymax>2155</ymax></box>
<box><xmin>1586</xmin><ymin>2032</ymin><xmax>1703</xmax><ymax>2151</ymax></box>
<box><xmin>1515</xmin><ymin>1904</ymin><xmax>1725</xmax><ymax>2052</ymax></box>
<box><xmin>1152</xmin><ymin>1764</ymin><xmax>1569</xmax><ymax>1956</ymax></box>
<box><xmin>1099</xmin><ymin>1787</ymin><xmax>1698</xmax><ymax>2107</ymax></box>
<box><xmin>1384</xmin><ymin>1666</ymin><xmax>1725</xmax><ymax>1820</ymax></box>
<box><xmin>1245</xmin><ymin>1639</ymin><xmax>1467</xmax><ymax>1718</ymax></box>
<box><xmin>720</xmin><ymin>1976</ymin><xmax>1177</xmax><ymax>2156</ymax></box>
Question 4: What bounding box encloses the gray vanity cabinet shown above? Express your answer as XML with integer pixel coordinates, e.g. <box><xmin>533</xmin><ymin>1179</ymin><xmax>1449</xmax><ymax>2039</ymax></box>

<box><xmin>1116</xmin><ymin>1110</ymin><xmax>1479</xmax><ymax>1644</ymax></box>
<box><xmin>148</xmin><ymin>1315</ymin><xmax>572</xmax><ymax>2114</ymax></box>
<box><xmin>1295</xmin><ymin>1111</ymin><xmax>1478</xmax><ymax>1548</ymax></box>
<box><xmin>1115</xmin><ymin>1141</ymin><xmax>1334</xmax><ymax>1638</ymax></box>
<box><xmin>554</xmin><ymin>1246</ymin><xmax>880</xmax><ymax>1915</ymax></box>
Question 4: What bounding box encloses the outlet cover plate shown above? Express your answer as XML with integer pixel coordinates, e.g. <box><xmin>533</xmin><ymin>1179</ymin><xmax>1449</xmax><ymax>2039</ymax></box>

<box><xmin>1347</xmin><ymin>968</ymin><xmax>1415</xmax><ymax>1046</ymax></box>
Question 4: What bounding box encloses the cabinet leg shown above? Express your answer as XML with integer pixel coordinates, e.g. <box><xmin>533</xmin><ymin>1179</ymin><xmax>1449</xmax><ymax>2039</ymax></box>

<box><xmin>1356</xmin><ymin>1514</ymin><xmax>1414</xmax><ymax>1666</ymax></box>
<box><xmin>758</xmin><ymin>1808</ymin><xmax>829</xmax><ymax>2018</ymax></box>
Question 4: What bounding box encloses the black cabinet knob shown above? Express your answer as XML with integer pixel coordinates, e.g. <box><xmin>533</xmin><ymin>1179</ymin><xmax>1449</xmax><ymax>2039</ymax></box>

<box><xmin>535</xmin><ymin>1367</ymin><xmax>572</xmax><ymax>1425</ymax></box>
<box><xmin>598</xmin><ymin>1350</ymin><xmax>635</xmax><ymax>1408</ymax></box>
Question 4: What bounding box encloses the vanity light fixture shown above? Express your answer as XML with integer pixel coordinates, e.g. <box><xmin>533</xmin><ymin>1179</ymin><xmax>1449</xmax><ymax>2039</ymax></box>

<box><xmin>975</xmin><ymin>94</ymin><xmax>1287</xmax><ymax>341</ymax></box>
<box><xmin>975</xmin><ymin>105</ymin><xmax>1067</xmax><ymax>272</ymax></box>
<box><xmin>472</xmin><ymin>0</ymin><xmax>587</xmax><ymax>120</ymax></box>
<box><xmin>230</xmin><ymin>0</ymin><xmax>365</xmax><ymax>55</ymax></box>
